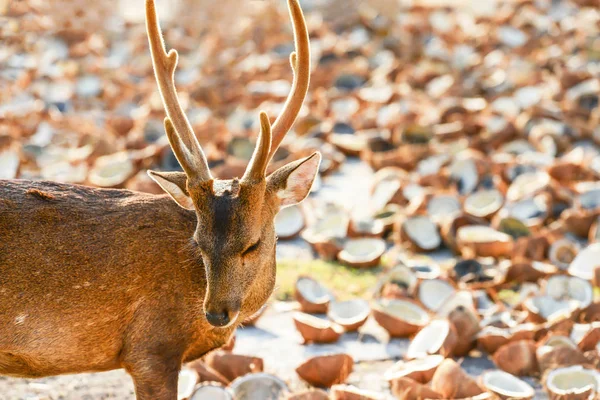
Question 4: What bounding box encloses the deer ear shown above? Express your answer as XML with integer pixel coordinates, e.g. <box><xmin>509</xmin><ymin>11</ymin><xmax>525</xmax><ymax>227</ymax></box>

<box><xmin>267</xmin><ymin>152</ymin><xmax>321</xmax><ymax>209</ymax></box>
<box><xmin>147</xmin><ymin>170</ymin><xmax>195</xmax><ymax>210</ymax></box>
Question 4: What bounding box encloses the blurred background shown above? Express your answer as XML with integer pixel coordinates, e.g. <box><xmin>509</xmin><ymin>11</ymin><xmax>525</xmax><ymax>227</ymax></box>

<box><xmin>1</xmin><ymin>0</ymin><xmax>600</xmax><ymax>398</ymax></box>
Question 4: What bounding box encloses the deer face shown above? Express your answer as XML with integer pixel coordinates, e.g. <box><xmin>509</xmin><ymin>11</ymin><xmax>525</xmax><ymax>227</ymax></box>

<box><xmin>149</xmin><ymin>153</ymin><xmax>319</xmax><ymax>327</ymax></box>
<box><xmin>145</xmin><ymin>0</ymin><xmax>312</xmax><ymax>327</ymax></box>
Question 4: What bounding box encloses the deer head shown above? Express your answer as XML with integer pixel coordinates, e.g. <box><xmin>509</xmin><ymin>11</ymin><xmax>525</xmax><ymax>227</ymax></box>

<box><xmin>145</xmin><ymin>0</ymin><xmax>318</xmax><ymax>328</ymax></box>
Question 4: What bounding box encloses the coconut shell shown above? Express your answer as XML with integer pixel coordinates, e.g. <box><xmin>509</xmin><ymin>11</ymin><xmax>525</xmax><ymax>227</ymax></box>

<box><xmin>537</xmin><ymin>345</ymin><xmax>591</xmax><ymax>374</ymax></box>
<box><xmin>448</xmin><ymin>307</ymin><xmax>480</xmax><ymax>357</ymax></box>
<box><xmin>493</xmin><ymin>340</ymin><xmax>539</xmax><ymax>376</ymax></box>
<box><xmin>294</xmin><ymin>277</ymin><xmax>331</xmax><ymax>314</ymax></box>
<box><xmin>385</xmin><ymin>355</ymin><xmax>444</xmax><ymax>385</ymax></box>
<box><xmin>371</xmin><ymin>304</ymin><xmax>427</xmax><ymax>338</ymax></box>
<box><xmin>293</xmin><ymin>313</ymin><xmax>344</xmax><ymax>344</ymax></box>
<box><xmin>441</xmin><ymin>213</ymin><xmax>489</xmax><ymax>254</ymax></box>
<box><xmin>285</xmin><ymin>389</ymin><xmax>329</xmax><ymax>400</ymax></box>
<box><xmin>430</xmin><ymin>359</ymin><xmax>485</xmax><ymax>399</ymax></box>
<box><xmin>390</xmin><ymin>376</ymin><xmax>443</xmax><ymax>400</ymax></box>
<box><xmin>477</xmin><ymin>329</ymin><xmax>511</xmax><ymax>355</ymax></box>
<box><xmin>543</xmin><ymin>366</ymin><xmax>600</xmax><ymax>400</ymax></box>
<box><xmin>295</xmin><ymin>353</ymin><xmax>354</xmax><ymax>388</ymax></box>
<box><xmin>406</xmin><ymin>319</ymin><xmax>457</xmax><ymax>359</ymax></box>
<box><xmin>329</xmin><ymin>384</ymin><xmax>382</xmax><ymax>400</ymax></box>
<box><xmin>204</xmin><ymin>351</ymin><xmax>263</xmax><ymax>382</ymax></box>
<box><xmin>187</xmin><ymin>360</ymin><xmax>230</xmax><ymax>385</ymax></box>
<box><xmin>577</xmin><ymin>325</ymin><xmax>600</xmax><ymax>352</ymax></box>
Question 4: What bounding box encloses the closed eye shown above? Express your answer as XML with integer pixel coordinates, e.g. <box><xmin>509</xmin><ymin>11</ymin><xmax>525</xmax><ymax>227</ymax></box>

<box><xmin>242</xmin><ymin>240</ymin><xmax>261</xmax><ymax>256</ymax></box>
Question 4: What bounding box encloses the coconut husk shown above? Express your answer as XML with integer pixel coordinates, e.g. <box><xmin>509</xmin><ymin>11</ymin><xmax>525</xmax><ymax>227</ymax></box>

<box><xmin>430</xmin><ymin>359</ymin><xmax>485</xmax><ymax>399</ymax></box>
<box><xmin>295</xmin><ymin>353</ymin><xmax>354</xmax><ymax>388</ymax></box>
<box><xmin>493</xmin><ymin>340</ymin><xmax>539</xmax><ymax>376</ymax></box>
<box><xmin>204</xmin><ymin>351</ymin><xmax>263</xmax><ymax>382</ymax></box>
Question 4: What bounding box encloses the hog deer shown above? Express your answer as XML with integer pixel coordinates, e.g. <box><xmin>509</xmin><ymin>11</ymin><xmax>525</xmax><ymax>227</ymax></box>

<box><xmin>0</xmin><ymin>0</ymin><xmax>315</xmax><ymax>398</ymax></box>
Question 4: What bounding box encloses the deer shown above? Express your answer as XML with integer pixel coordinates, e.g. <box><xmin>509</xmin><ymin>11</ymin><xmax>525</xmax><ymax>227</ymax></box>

<box><xmin>0</xmin><ymin>0</ymin><xmax>315</xmax><ymax>398</ymax></box>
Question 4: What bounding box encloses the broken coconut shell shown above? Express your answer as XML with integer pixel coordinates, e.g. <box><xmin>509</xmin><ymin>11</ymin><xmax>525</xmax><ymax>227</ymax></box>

<box><xmin>337</xmin><ymin>237</ymin><xmax>386</xmax><ymax>268</ymax></box>
<box><xmin>384</xmin><ymin>355</ymin><xmax>444</xmax><ymax>384</ymax></box>
<box><xmin>457</xmin><ymin>225</ymin><xmax>514</xmax><ymax>258</ymax></box>
<box><xmin>398</xmin><ymin>215</ymin><xmax>442</xmax><ymax>252</ymax></box>
<box><xmin>275</xmin><ymin>205</ymin><xmax>306</xmax><ymax>240</ymax></box>
<box><xmin>329</xmin><ymin>384</ymin><xmax>384</xmax><ymax>400</ymax></box>
<box><xmin>294</xmin><ymin>276</ymin><xmax>333</xmax><ymax>314</ymax></box>
<box><xmin>295</xmin><ymin>353</ymin><xmax>354</xmax><ymax>388</ymax></box>
<box><xmin>406</xmin><ymin>318</ymin><xmax>457</xmax><ymax>359</ymax></box>
<box><xmin>204</xmin><ymin>351</ymin><xmax>263</xmax><ymax>382</ymax></box>
<box><xmin>229</xmin><ymin>373</ymin><xmax>289</xmax><ymax>400</ymax></box>
<box><xmin>544</xmin><ymin>365</ymin><xmax>600</xmax><ymax>400</ymax></box>
<box><xmin>493</xmin><ymin>340</ymin><xmax>539</xmax><ymax>376</ymax></box>
<box><xmin>430</xmin><ymin>359</ymin><xmax>486</xmax><ymax>399</ymax></box>
<box><xmin>293</xmin><ymin>312</ymin><xmax>344</xmax><ymax>344</ymax></box>
<box><xmin>190</xmin><ymin>383</ymin><xmax>233</xmax><ymax>400</ymax></box>
<box><xmin>390</xmin><ymin>377</ymin><xmax>442</xmax><ymax>400</ymax></box>
<box><xmin>178</xmin><ymin>368</ymin><xmax>199</xmax><ymax>400</ymax></box>
<box><xmin>327</xmin><ymin>299</ymin><xmax>370</xmax><ymax>332</ymax></box>
<box><xmin>372</xmin><ymin>298</ymin><xmax>430</xmax><ymax>338</ymax></box>
<box><xmin>480</xmin><ymin>370</ymin><xmax>535</xmax><ymax>400</ymax></box>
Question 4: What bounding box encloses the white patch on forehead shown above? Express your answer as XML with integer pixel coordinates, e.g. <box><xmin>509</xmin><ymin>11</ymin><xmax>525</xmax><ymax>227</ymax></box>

<box><xmin>213</xmin><ymin>179</ymin><xmax>240</xmax><ymax>197</ymax></box>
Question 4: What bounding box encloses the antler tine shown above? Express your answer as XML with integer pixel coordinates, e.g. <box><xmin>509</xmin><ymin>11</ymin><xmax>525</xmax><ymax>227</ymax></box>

<box><xmin>242</xmin><ymin>112</ymin><xmax>272</xmax><ymax>182</ymax></box>
<box><xmin>267</xmin><ymin>0</ymin><xmax>311</xmax><ymax>163</ymax></box>
<box><xmin>145</xmin><ymin>0</ymin><xmax>212</xmax><ymax>182</ymax></box>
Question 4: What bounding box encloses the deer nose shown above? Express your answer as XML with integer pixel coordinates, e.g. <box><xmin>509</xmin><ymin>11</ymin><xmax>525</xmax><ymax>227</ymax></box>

<box><xmin>205</xmin><ymin>310</ymin><xmax>230</xmax><ymax>327</ymax></box>
<box><xmin>205</xmin><ymin>306</ymin><xmax>240</xmax><ymax>328</ymax></box>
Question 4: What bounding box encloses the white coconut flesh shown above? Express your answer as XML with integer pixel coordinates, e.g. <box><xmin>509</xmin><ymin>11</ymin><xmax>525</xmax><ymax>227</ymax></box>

<box><xmin>506</xmin><ymin>171</ymin><xmax>549</xmax><ymax>201</ymax></box>
<box><xmin>384</xmin><ymin>355</ymin><xmax>444</xmax><ymax>380</ymax></box>
<box><xmin>545</xmin><ymin>275</ymin><xmax>593</xmax><ymax>309</ymax></box>
<box><xmin>330</xmin><ymin>134</ymin><xmax>366</xmax><ymax>152</ymax></box>
<box><xmin>294</xmin><ymin>312</ymin><xmax>342</xmax><ymax>331</ymax></box>
<box><xmin>371</xmin><ymin>178</ymin><xmax>402</xmax><ymax>212</ymax></box>
<box><xmin>571</xmin><ymin>324</ymin><xmax>594</xmax><ymax>346</ymax></box>
<box><xmin>427</xmin><ymin>195</ymin><xmax>461</xmax><ymax>222</ymax></box>
<box><xmin>375</xmin><ymin>299</ymin><xmax>429</xmax><ymax>325</ymax></box>
<box><xmin>549</xmin><ymin>239</ymin><xmax>580</xmax><ymax>270</ymax></box>
<box><xmin>539</xmin><ymin>335</ymin><xmax>577</xmax><ymax>350</ymax></box>
<box><xmin>450</xmin><ymin>158</ymin><xmax>479</xmax><ymax>195</ymax></box>
<box><xmin>546</xmin><ymin>366</ymin><xmax>600</xmax><ymax>397</ymax></box>
<box><xmin>482</xmin><ymin>370</ymin><xmax>534</xmax><ymax>399</ymax></box>
<box><xmin>306</xmin><ymin>210</ymin><xmax>349</xmax><ymax>239</ymax></box>
<box><xmin>403</xmin><ymin>183</ymin><xmax>426</xmax><ymax>202</ymax></box>
<box><xmin>229</xmin><ymin>373</ymin><xmax>289</xmax><ymax>400</ymax></box>
<box><xmin>339</xmin><ymin>238</ymin><xmax>386</xmax><ymax>264</ymax></box>
<box><xmin>464</xmin><ymin>189</ymin><xmax>504</xmax><ymax>217</ymax></box>
<box><xmin>328</xmin><ymin>299</ymin><xmax>370</xmax><ymax>325</ymax></box>
<box><xmin>457</xmin><ymin>225</ymin><xmax>511</xmax><ymax>244</ymax></box>
<box><xmin>190</xmin><ymin>385</ymin><xmax>233</xmax><ymax>400</ymax></box>
<box><xmin>177</xmin><ymin>369</ymin><xmax>199</xmax><ymax>400</ymax></box>
<box><xmin>418</xmin><ymin>279</ymin><xmax>455</xmax><ymax>311</ymax></box>
<box><xmin>374</xmin><ymin>265</ymin><xmax>418</xmax><ymax>297</ymax></box>
<box><xmin>437</xmin><ymin>290</ymin><xmax>475</xmax><ymax>317</ymax></box>
<box><xmin>275</xmin><ymin>205</ymin><xmax>305</xmax><ymax>238</ymax></box>
<box><xmin>477</xmin><ymin>326</ymin><xmax>511</xmax><ymax>340</ymax></box>
<box><xmin>403</xmin><ymin>216</ymin><xmax>441</xmax><ymax>250</ymax></box>
<box><xmin>89</xmin><ymin>153</ymin><xmax>134</xmax><ymax>187</ymax></box>
<box><xmin>407</xmin><ymin>319</ymin><xmax>451</xmax><ymax>358</ymax></box>
<box><xmin>506</xmin><ymin>197</ymin><xmax>548</xmax><ymax>224</ymax></box>
<box><xmin>525</xmin><ymin>295</ymin><xmax>572</xmax><ymax>320</ymax></box>
<box><xmin>569</xmin><ymin>243</ymin><xmax>600</xmax><ymax>281</ymax></box>
<box><xmin>296</xmin><ymin>277</ymin><xmax>333</xmax><ymax>305</ymax></box>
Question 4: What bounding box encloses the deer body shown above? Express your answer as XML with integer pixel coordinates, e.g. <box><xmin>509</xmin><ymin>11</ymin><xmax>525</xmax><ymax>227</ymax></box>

<box><xmin>0</xmin><ymin>180</ymin><xmax>267</xmax><ymax>379</ymax></box>
<box><xmin>0</xmin><ymin>0</ymin><xmax>314</xmax><ymax>397</ymax></box>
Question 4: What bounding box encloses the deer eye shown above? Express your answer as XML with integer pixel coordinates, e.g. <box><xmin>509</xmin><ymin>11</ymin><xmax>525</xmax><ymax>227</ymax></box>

<box><xmin>242</xmin><ymin>240</ymin><xmax>261</xmax><ymax>256</ymax></box>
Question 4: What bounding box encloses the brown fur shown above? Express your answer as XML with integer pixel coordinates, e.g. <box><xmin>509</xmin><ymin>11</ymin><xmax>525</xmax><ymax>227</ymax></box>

<box><xmin>0</xmin><ymin>178</ymin><xmax>279</xmax><ymax>395</ymax></box>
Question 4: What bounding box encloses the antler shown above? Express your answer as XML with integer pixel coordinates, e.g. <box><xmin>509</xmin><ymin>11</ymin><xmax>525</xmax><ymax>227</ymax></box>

<box><xmin>146</xmin><ymin>0</ymin><xmax>212</xmax><ymax>182</ymax></box>
<box><xmin>266</xmin><ymin>0</ymin><xmax>311</xmax><ymax>163</ymax></box>
<box><xmin>242</xmin><ymin>112</ymin><xmax>272</xmax><ymax>182</ymax></box>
